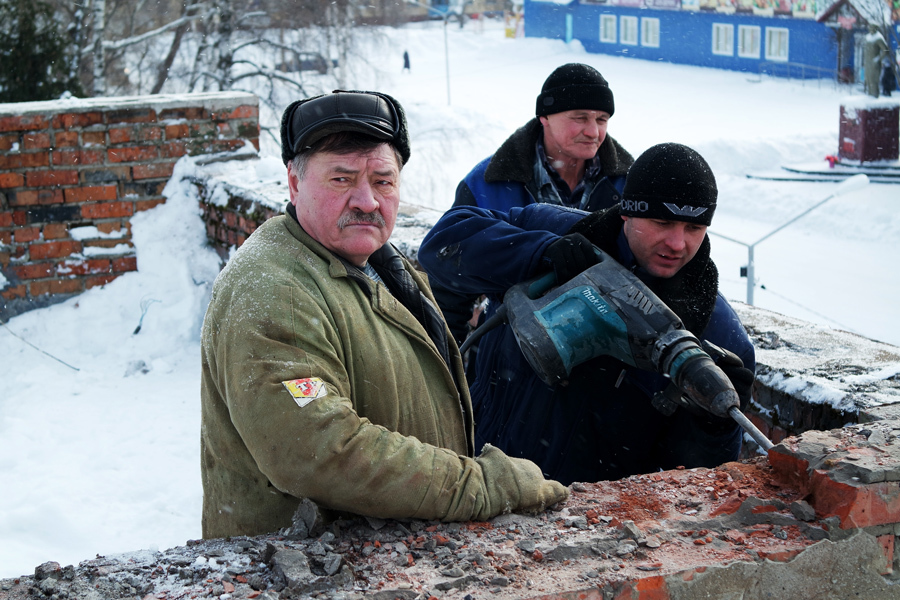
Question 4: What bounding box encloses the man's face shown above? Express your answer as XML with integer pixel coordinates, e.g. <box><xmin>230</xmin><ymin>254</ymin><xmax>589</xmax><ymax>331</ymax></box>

<box><xmin>539</xmin><ymin>109</ymin><xmax>610</xmax><ymax>164</ymax></box>
<box><xmin>289</xmin><ymin>145</ymin><xmax>400</xmax><ymax>266</ymax></box>
<box><xmin>621</xmin><ymin>216</ymin><xmax>707</xmax><ymax>279</ymax></box>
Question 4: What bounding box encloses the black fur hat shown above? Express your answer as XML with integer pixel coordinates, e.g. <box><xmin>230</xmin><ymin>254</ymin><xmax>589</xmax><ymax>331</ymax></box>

<box><xmin>620</xmin><ymin>143</ymin><xmax>717</xmax><ymax>226</ymax></box>
<box><xmin>280</xmin><ymin>90</ymin><xmax>410</xmax><ymax>166</ymax></box>
<box><xmin>535</xmin><ymin>63</ymin><xmax>615</xmax><ymax>117</ymax></box>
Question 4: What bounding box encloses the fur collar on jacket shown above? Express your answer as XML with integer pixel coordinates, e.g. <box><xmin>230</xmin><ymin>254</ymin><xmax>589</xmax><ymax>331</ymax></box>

<box><xmin>568</xmin><ymin>206</ymin><xmax>719</xmax><ymax>336</ymax></box>
<box><xmin>483</xmin><ymin>118</ymin><xmax>633</xmax><ymax>185</ymax></box>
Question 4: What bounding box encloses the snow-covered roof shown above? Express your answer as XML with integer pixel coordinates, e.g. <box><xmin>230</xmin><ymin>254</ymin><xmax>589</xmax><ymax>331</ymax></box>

<box><xmin>818</xmin><ymin>0</ymin><xmax>893</xmax><ymax>26</ymax></box>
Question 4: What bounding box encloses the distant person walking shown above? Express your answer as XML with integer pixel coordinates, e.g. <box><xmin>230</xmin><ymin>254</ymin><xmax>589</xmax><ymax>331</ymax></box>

<box><xmin>403</xmin><ymin>50</ymin><xmax>411</xmax><ymax>73</ymax></box>
<box><xmin>882</xmin><ymin>54</ymin><xmax>897</xmax><ymax>97</ymax></box>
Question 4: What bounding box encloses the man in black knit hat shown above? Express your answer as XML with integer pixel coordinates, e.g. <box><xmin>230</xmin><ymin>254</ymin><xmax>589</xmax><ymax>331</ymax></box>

<box><xmin>430</xmin><ymin>63</ymin><xmax>635</xmax><ymax>351</ymax></box>
<box><xmin>419</xmin><ymin>143</ymin><xmax>755</xmax><ymax>485</ymax></box>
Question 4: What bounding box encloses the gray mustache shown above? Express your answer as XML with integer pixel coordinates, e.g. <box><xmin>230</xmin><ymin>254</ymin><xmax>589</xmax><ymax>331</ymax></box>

<box><xmin>338</xmin><ymin>211</ymin><xmax>386</xmax><ymax>229</ymax></box>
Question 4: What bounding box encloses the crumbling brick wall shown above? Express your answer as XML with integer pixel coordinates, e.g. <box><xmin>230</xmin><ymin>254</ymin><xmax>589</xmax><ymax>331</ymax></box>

<box><xmin>0</xmin><ymin>92</ymin><xmax>259</xmax><ymax>322</ymax></box>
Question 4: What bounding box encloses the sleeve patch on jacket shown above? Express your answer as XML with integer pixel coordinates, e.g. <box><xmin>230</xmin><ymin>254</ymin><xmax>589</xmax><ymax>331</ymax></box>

<box><xmin>282</xmin><ymin>377</ymin><xmax>328</xmax><ymax>408</ymax></box>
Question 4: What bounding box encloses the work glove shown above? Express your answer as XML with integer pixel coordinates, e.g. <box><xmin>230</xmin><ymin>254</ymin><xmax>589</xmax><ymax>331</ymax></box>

<box><xmin>701</xmin><ymin>340</ymin><xmax>755</xmax><ymax>411</ymax></box>
<box><xmin>476</xmin><ymin>444</ymin><xmax>569</xmax><ymax>517</ymax></box>
<box><xmin>542</xmin><ymin>233</ymin><xmax>599</xmax><ymax>284</ymax></box>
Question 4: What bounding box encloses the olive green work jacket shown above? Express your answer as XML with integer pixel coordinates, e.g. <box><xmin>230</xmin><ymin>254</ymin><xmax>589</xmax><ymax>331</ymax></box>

<box><xmin>201</xmin><ymin>214</ymin><xmax>491</xmax><ymax>538</ymax></box>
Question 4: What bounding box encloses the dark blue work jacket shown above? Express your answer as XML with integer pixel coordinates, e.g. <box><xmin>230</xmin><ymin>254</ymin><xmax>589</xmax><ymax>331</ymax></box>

<box><xmin>419</xmin><ymin>204</ymin><xmax>756</xmax><ymax>485</ymax></box>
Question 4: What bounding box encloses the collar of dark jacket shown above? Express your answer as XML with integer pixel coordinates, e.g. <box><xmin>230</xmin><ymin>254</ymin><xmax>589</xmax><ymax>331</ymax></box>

<box><xmin>567</xmin><ymin>206</ymin><xmax>719</xmax><ymax>336</ymax></box>
<box><xmin>483</xmin><ymin>117</ymin><xmax>634</xmax><ymax>185</ymax></box>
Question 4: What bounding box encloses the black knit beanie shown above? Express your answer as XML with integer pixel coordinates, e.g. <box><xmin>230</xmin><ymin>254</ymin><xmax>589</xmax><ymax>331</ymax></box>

<box><xmin>535</xmin><ymin>63</ymin><xmax>615</xmax><ymax>117</ymax></box>
<box><xmin>620</xmin><ymin>143</ymin><xmax>717</xmax><ymax>226</ymax></box>
<box><xmin>280</xmin><ymin>90</ymin><xmax>411</xmax><ymax>166</ymax></box>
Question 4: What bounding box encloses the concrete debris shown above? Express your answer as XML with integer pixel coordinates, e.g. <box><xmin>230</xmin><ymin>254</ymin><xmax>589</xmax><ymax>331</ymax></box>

<box><xmin>6</xmin><ymin>420</ymin><xmax>900</xmax><ymax>599</ymax></box>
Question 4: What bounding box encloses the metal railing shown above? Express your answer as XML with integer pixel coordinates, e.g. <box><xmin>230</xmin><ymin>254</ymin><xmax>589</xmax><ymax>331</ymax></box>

<box><xmin>755</xmin><ymin>61</ymin><xmax>844</xmax><ymax>89</ymax></box>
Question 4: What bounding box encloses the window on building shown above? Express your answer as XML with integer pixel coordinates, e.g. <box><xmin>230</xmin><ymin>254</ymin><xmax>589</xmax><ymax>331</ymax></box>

<box><xmin>600</xmin><ymin>15</ymin><xmax>617</xmax><ymax>43</ymax></box>
<box><xmin>738</xmin><ymin>25</ymin><xmax>761</xmax><ymax>58</ymax></box>
<box><xmin>641</xmin><ymin>17</ymin><xmax>660</xmax><ymax>48</ymax></box>
<box><xmin>712</xmin><ymin>23</ymin><xmax>734</xmax><ymax>56</ymax></box>
<box><xmin>765</xmin><ymin>27</ymin><xmax>789</xmax><ymax>61</ymax></box>
<box><xmin>621</xmin><ymin>16</ymin><xmax>638</xmax><ymax>45</ymax></box>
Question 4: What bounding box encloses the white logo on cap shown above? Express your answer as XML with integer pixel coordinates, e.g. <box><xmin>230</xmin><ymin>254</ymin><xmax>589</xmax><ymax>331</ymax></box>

<box><xmin>664</xmin><ymin>203</ymin><xmax>708</xmax><ymax>218</ymax></box>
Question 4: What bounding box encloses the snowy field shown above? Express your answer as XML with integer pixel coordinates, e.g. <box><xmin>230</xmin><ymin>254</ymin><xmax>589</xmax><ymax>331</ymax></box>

<box><xmin>1</xmin><ymin>20</ymin><xmax>899</xmax><ymax>578</ymax></box>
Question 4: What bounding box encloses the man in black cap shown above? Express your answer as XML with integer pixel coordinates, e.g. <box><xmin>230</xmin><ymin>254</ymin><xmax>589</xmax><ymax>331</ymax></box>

<box><xmin>457</xmin><ymin>62</ymin><xmax>632</xmax><ymax>213</ymax></box>
<box><xmin>432</xmin><ymin>63</ymin><xmax>634</xmax><ymax>355</ymax></box>
<box><xmin>200</xmin><ymin>90</ymin><xmax>567</xmax><ymax>539</ymax></box>
<box><xmin>419</xmin><ymin>143</ymin><xmax>755</xmax><ymax>485</ymax></box>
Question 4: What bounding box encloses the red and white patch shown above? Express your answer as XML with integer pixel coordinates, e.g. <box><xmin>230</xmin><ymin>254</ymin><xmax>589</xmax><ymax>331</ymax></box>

<box><xmin>282</xmin><ymin>377</ymin><xmax>328</xmax><ymax>408</ymax></box>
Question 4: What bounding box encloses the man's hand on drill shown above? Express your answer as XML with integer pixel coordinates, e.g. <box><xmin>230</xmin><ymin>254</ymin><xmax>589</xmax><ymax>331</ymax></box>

<box><xmin>542</xmin><ymin>233</ymin><xmax>599</xmax><ymax>284</ymax></box>
<box><xmin>702</xmin><ymin>340</ymin><xmax>754</xmax><ymax>410</ymax></box>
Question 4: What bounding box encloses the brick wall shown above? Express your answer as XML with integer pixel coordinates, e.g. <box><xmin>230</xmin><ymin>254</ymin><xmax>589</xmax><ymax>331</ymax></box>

<box><xmin>0</xmin><ymin>92</ymin><xmax>259</xmax><ymax>321</ymax></box>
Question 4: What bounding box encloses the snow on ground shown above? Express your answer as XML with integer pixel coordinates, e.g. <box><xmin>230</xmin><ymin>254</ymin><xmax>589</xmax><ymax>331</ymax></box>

<box><xmin>1</xmin><ymin>20</ymin><xmax>899</xmax><ymax>578</ymax></box>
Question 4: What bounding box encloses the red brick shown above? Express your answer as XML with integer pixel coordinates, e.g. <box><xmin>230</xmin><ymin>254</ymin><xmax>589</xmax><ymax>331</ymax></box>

<box><xmin>23</xmin><ymin>132</ymin><xmax>51</xmax><ymax>150</ymax></box>
<box><xmin>11</xmin><ymin>210</ymin><xmax>27</xmax><ymax>225</ymax></box>
<box><xmin>96</xmin><ymin>221</ymin><xmax>128</xmax><ymax>235</ymax></box>
<box><xmin>808</xmin><ymin>469</ymin><xmax>900</xmax><ymax>529</ymax></box>
<box><xmin>107</xmin><ymin>146</ymin><xmax>159</xmax><ymax>163</ymax></box>
<box><xmin>64</xmin><ymin>185</ymin><xmax>118</xmax><ymax>203</ymax></box>
<box><xmin>187</xmin><ymin>139</ymin><xmax>244</xmax><ymax>157</ymax></box>
<box><xmin>165</xmin><ymin>124</ymin><xmax>189</xmax><ymax>139</ymax></box>
<box><xmin>0</xmin><ymin>172</ymin><xmax>24</xmax><ymax>188</ymax></box>
<box><xmin>11</xmin><ymin>262</ymin><xmax>53</xmax><ymax>280</ymax></box>
<box><xmin>80</xmin><ymin>201</ymin><xmax>133</xmax><ymax>219</ymax></box>
<box><xmin>0</xmin><ymin>134</ymin><xmax>18</xmax><ymax>150</ymax></box>
<box><xmin>54</xmin><ymin>130</ymin><xmax>80</xmax><ymax>147</ymax></box>
<box><xmin>86</xmin><ymin>273</ymin><xmax>119</xmax><ymax>289</ymax></box>
<box><xmin>51</xmin><ymin>112</ymin><xmax>103</xmax><ymax>129</ymax></box>
<box><xmin>771</xmin><ymin>426</ymin><xmax>788</xmax><ymax>445</ymax></box>
<box><xmin>139</xmin><ymin>127</ymin><xmax>162</xmax><ymax>142</ymax></box>
<box><xmin>82</xmin><ymin>131</ymin><xmax>105</xmax><ymax>146</ymax></box>
<box><xmin>57</xmin><ymin>258</ymin><xmax>110</xmax><ymax>276</ymax></box>
<box><xmin>0</xmin><ymin>114</ymin><xmax>49</xmax><ymax>132</ymax></box>
<box><xmin>26</xmin><ymin>169</ymin><xmax>79</xmax><ymax>188</ymax></box>
<box><xmin>0</xmin><ymin>152</ymin><xmax>50</xmax><ymax>169</ymax></box>
<box><xmin>30</xmin><ymin>278</ymin><xmax>83</xmax><ymax>296</ymax></box>
<box><xmin>112</xmin><ymin>256</ymin><xmax>137</xmax><ymax>273</ymax></box>
<box><xmin>212</xmin><ymin>105</ymin><xmax>259</xmax><ymax>120</ymax></box>
<box><xmin>238</xmin><ymin>216</ymin><xmax>258</xmax><ymax>235</ymax></box>
<box><xmin>11</xmin><ymin>189</ymin><xmax>64</xmax><ymax>206</ymax></box>
<box><xmin>85</xmin><ymin>238</ymin><xmax>129</xmax><ymax>249</ymax></box>
<box><xmin>106</xmin><ymin>108</ymin><xmax>157</xmax><ymax>124</ymax></box>
<box><xmin>108</xmin><ymin>127</ymin><xmax>134</xmax><ymax>144</ymax></box>
<box><xmin>159</xmin><ymin>107</ymin><xmax>207</xmax><ymax>121</ymax></box>
<box><xmin>30</xmin><ymin>240</ymin><xmax>81</xmax><ymax>260</ymax></box>
<box><xmin>53</xmin><ymin>148</ymin><xmax>104</xmax><ymax>167</ymax></box>
<box><xmin>162</xmin><ymin>140</ymin><xmax>186</xmax><ymax>158</ymax></box>
<box><xmin>1</xmin><ymin>284</ymin><xmax>26</xmax><ymax>299</ymax></box>
<box><xmin>0</xmin><ymin>211</ymin><xmax>12</xmax><ymax>227</ymax></box>
<box><xmin>43</xmin><ymin>223</ymin><xmax>68</xmax><ymax>239</ymax></box>
<box><xmin>0</xmin><ymin>231</ymin><xmax>9</xmax><ymax>245</ymax></box>
<box><xmin>14</xmin><ymin>226</ymin><xmax>41</xmax><ymax>243</ymax></box>
<box><xmin>133</xmin><ymin>162</ymin><xmax>174</xmax><ymax>180</ymax></box>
